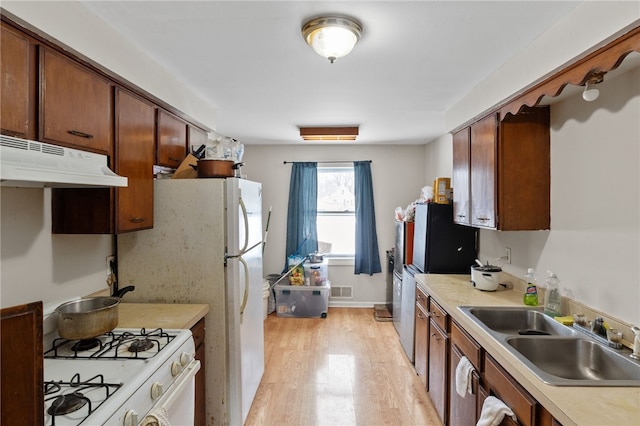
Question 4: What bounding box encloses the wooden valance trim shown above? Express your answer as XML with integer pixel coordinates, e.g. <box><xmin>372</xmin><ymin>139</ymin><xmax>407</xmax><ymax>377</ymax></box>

<box><xmin>451</xmin><ymin>19</ymin><xmax>640</xmax><ymax>133</ymax></box>
<box><xmin>499</xmin><ymin>20</ymin><xmax>640</xmax><ymax>118</ymax></box>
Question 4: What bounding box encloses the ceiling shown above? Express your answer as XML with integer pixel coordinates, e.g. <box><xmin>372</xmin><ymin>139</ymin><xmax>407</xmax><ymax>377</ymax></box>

<box><xmin>79</xmin><ymin>1</ymin><xmax>582</xmax><ymax>145</ymax></box>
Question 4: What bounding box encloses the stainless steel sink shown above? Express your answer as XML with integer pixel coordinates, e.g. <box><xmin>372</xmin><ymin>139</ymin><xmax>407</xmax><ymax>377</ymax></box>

<box><xmin>507</xmin><ymin>337</ymin><xmax>640</xmax><ymax>386</ymax></box>
<box><xmin>458</xmin><ymin>306</ymin><xmax>640</xmax><ymax>386</ymax></box>
<box><xmin>459</xmin><ymin>306</ymin><xmax>577</xmax><ymax>337</ymax></box>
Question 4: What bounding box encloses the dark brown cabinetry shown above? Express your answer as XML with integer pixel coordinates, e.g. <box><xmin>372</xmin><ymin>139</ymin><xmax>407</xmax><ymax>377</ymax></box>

<box><xmin>1</xmin><ymin>302</ymin><xmax>44</xmax><ymax>426</ymax></box>
<box><xmin>1</xmin><ymin>24</ymin><xmax>36</xmax><ymax>139</ymax></box>
<box><xmin>414</xmin><ymin>286</ymin><xmax>429</xmax><ymax>387</ymax></box>
<box><xmin>115</xmin><ymin>89</ymin><xmax>155</xmax><ymax>233</ymax></box>
<box><xmin>52</xmin><ymin>88</ymin><xmax>155</xmax><ymax>234</ymax></box>
<box><xmin>449</xmin><ymin>321</ymin><xmax>482</xmax><ymax>426</ymax></box>
<box><xmin>40</xmin><ymin>48</ymin><xmax>112</xmax><ymax>154</ymax></box>
<box><xmin>191</xmin><ymin>318</ymin><xmax>206</xmax><ymax>426</ymax></box>
<box><xmin>157</xmin><ymin>109</ymin><xmax>188</xmax><ymax>167</ymax></box>
<box><xmin>428</xmin><ymin>299</ymin><xmax>449</xmax><ymax>425</ymax></box>
<box><xmin>452</xmin><ymin>107</ymin><xmax>550</xmax><ymax>231</ymax></box>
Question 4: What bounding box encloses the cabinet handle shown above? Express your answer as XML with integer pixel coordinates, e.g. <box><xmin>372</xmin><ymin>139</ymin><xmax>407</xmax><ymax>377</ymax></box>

<box><xmin>432</xmin><ymin>311</ymin><xmax>439</xmax><ymax>317</ymax></box>
<box><xmin>168</xmin><ymin>157</ymin><xmax>181</xmax><ymax>162</ymax></box>
<box><xmin>130</xmin><ymin>217</ymin><xmax>146</xmax><ymax>224</ymax></box>
<box><xmin>67</xmin><ymin>129</ymin><xmax>94</xmax><ymax>139</ymax></box>
<box><xmin>417</xmin><ymin>312</ymin><xmax>424</xmax><ymax>319</ymax></box>
<box><xmin>457</xmin><ymin>214</ymin><xmax>466</xmax><ymax>218</ymax></box>
<box><xmin>431</xmin><ymin>333</ymin><xmax>440</xmax><ymax>340</ymax></box>
<box><xmin>476</xmin><ymin>217</ymin><xmax>491</xmax><ymax>222</ymax></box>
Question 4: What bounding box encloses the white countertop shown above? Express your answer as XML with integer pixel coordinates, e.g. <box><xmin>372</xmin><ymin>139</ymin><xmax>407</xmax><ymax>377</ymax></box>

<box><xmin>416</xmin><ymin>273</ymin><xmax>640</xmax><ymax>426</ymax></box>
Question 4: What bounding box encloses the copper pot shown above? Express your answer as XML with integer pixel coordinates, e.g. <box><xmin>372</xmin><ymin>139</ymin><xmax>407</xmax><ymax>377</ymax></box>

<box><xmin>55</xmin><ymin>297</ymin><xmax>120</xmax><ymax>340</ymax></box>
<box><xmin>196</xmin><ymin>159</ymin><xmax>234</xmax><ymax>178</ymax></box>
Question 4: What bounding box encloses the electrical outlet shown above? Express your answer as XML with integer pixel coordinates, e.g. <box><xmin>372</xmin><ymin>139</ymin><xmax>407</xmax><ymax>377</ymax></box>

<box><xmin>504</xmin><ymin>247</ymin><xmax>512</xmax><ymax>264</ymax></box>
<box><xmin>106</xmin><ymin>255</ymin><xmax>115</xmax><ymax>276</ymax></box>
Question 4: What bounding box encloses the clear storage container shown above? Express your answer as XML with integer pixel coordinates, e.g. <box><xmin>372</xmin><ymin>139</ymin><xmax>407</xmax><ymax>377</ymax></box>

<box><xmin>274</xmin><ymin>282</ymin><xmax>330</xmax><ymax>318</ymax></box>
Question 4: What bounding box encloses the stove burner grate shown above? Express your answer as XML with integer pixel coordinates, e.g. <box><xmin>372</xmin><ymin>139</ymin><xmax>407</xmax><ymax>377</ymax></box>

<box><xmin>44</xmin><ymin>327</ymin><xmax>175</xmax><ymax>360</ymax></box>
<box><xmin>44</xmin><ymin>373</ymin><xmax>120</xmax><ymax>426</ymax></box>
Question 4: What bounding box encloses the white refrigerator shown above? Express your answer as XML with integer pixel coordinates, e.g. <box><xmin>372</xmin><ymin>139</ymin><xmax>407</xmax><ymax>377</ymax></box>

<box><xmin>117</xmin><ymin>178</ymin><xmax>265</xmax><ymax>425</ymax></box>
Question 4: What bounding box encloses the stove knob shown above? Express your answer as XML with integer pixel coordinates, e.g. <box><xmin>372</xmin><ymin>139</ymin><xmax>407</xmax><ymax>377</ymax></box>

<box><xmin>180</xmin><ymin>351</ymin><xmax>192</xmax><ymax>366</ymax></box>
<box><xmin>123</xmin><ymin>409</ymin><xmax>139</xmax><ymax>426</ymax></box>
<box><xmin>171</xmin><ymin>361</ymin><xmax>182</xmax><ymax>376</ymax></box>
<box><xmin>151</xmin><ymin>382</ymin><xmax>164</xmax><ymax>400</ymax></box>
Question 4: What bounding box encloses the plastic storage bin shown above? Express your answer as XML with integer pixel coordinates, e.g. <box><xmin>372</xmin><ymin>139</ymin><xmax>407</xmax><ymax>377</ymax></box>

<box><xmin>303</xmin><ymin>260</ymin><xmax>328</xmax><ymax>286</ymax></box>
<box><xmin>275</xmin><ymin>282</ymin><xmax>330</xmax><ymax>318</ymax></box>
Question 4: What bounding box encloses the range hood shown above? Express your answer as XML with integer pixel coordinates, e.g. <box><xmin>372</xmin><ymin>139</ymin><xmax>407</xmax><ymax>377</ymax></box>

<box><xmin>1</xmin><ymin>135</ymin><xmax>128</xmax><ymax>188</ymax></box>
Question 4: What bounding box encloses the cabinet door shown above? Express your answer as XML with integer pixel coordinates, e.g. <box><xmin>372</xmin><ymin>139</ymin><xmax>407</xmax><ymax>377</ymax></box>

<box><xmin>115</xmin><ymin>89</ymin><xmax>155</xmax><ymax>233</ymax></box>
<box><xmin>428</xmin><ymin>320</ymin><xmax>448</xmax><ymax>425</ymax></box>
<box><xmin>1</xmin><ymin>24</ymin><xmax>36</xmax><ymax>139</ymax></box>
<box><xmin>484</xmin><ymin>354</ymin><xmax>537</xmax><ymax>426</ymax></box>
<box><xmin>157</xmin><ymin>109</ymin><xmax>187</xmax><ymax>167</ymax></box>
<box><xmin>1</xmin><ymin>302</ymin><xmax>43</xmax><ymax>426</ymax></box>
<box><xmin>452</xmin><ymin>127</ymin><xmax>471</xmax><ymax>225</ymax></box>
<box><xmin>449</xmin><ymin>344</ymin><xmax>479</xmax><ymax>426</ymax></box>
<box><xmin>191</xmin><ymin>319</ymin><xmax>206</xmax><ymax>426</ymax></box>
<box><xmin>470</xmin><ymin>114</ymin><xmax>497</xmax><ymax>228</ymax></box>
<box><xmin>414</xmin><ymin>303</ymin><xmax>429</xmax><ymax>388</ymax></box>
<box><xmin>40</xmin><ymin>48</ymin><xmax>112</xmax><ymax>153</ymax></box>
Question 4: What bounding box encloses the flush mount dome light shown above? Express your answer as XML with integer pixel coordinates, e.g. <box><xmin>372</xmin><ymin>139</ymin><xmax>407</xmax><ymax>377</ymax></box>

<box><xmin>302</xmin><ymin>16</ymin><xmax>362</xmax><ymax>63</ymax></box>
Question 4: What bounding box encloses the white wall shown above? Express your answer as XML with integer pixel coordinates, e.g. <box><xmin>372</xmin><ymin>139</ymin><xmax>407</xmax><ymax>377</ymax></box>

<box><xmin>478</xmin><ymin>64</ymin><xmax>640</xmax><ymax>326</ymax></box>
<box><xmin>423</xmin><ymin>133</ymin><xmax>454</xmax><ymax>183</ymax></box>
<box><xmin>0</xmin><ymin>188</ymin><xmax>113</xmax><ymax>309</ymax></box>
<box><xmin>242</xmin><ymin>144</ymin><xmax>427</xmax><ymax>305</ymax></box>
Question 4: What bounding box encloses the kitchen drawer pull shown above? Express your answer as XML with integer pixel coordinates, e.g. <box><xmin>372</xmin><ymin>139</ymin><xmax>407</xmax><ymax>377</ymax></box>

<box><xmin>130</xmin><ymin>217</ymin><xmax>146</xmax><ymax>223</ymax></box>
<box><xmin>476</xmin><ymin>217</ymin><xmax>490</xmax><ymax>222</ymax></box>
<box><xmin>432</xmin><ymin>311</ymin><xmax>439</xmax><ymax>317</ymax></box>
<box><xmin>67</xmin><ymin>129</ymin><xmax>94</xmax><ymax>139</ymax></box>
<box><xmin>169</xmin><ymin>157</ymin><xmax>181</xmax><ymax>162</ymax></box>
<box><xmin>457</xmin><ymin>214</ymin><xmax>466</xmax><ymax>218</ymax></box>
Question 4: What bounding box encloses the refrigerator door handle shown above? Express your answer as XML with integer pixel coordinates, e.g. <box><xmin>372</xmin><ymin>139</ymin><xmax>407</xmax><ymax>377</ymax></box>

<box><xmin>239</xmin><ymin>197</ymin><xmax>249</xmax><ymax>255</ymax></box>
<box><xmin>238</xmin><ymin>256</ymin><xmax>249</xmax><ymax>324</ymax></box>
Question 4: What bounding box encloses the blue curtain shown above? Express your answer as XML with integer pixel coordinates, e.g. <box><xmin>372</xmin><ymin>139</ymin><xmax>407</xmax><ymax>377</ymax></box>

<box><xmin>354</xmin><ymin>161</ymin><xmax>382</xmax><ymax>275</ymax></box>
<box><xmin>285</xmin><ymin>162</ymin><xmax>318</xmax><ymax>270</ymax></box>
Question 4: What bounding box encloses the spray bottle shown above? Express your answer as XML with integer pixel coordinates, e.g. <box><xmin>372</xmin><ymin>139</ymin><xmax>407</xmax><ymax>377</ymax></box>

<box><xmin>543</xmin><ymin>271</ymin><xmax>562</xmax><ymax>317</ymax></box>
<box><xmin>523</xmin><ymin>268</ymin><xmax>539</xmax><ymax>306</ymax></box>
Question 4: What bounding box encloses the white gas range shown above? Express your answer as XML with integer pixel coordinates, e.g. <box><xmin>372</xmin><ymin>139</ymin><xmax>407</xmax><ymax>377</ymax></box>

<box><xmin>42</xmin><ymin>306</ymin><xmax>200</xmax><ymax>426</ymax></box>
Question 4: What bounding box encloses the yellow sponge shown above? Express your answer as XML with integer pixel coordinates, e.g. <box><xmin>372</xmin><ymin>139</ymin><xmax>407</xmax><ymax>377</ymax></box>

<box><xmin>554</xmin><ymin>316</ymin><xmax>574</xmax><ymax>326</ymax></box>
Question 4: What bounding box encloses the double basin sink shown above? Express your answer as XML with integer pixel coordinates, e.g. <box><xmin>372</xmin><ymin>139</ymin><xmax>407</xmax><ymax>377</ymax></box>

<box><xmin>458</xmin><ymin>306</ymin><xmax>640</xmax><ymax>386</ymax></box>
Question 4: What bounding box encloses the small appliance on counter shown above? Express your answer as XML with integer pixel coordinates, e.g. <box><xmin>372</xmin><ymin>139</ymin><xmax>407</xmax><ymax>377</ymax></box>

<box><xmin>470</xmin><ymin>262</ymin><xmax>503</xmax><ymax>291</ymax></box>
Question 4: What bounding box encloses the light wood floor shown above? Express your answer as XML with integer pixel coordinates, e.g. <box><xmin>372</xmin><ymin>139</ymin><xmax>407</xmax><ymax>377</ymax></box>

<box><xmin>245</xmin><ymin>308</ymin><xmax>442</xmax><ymax>426</ymax></box>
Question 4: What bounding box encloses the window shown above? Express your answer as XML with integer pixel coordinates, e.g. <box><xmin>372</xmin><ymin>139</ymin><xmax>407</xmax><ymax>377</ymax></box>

<box><xmin>317</xmin><ymin>166</ymin><xmax>355</xmax><ymax>257</ymax></box>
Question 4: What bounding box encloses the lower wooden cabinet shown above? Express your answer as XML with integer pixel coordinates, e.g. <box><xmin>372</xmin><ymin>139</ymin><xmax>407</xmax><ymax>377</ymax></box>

<box><xmin>449</xmin><ymin>321</ymin><xmax>482</xmax><ymax>426</ymax></box>
<box><xmin>415</xmin><ymin>302</ymin><xmax>429</xmax><ymax>387</ymax></box>
<box><xmin>191</xmin><ymin>318</ymin><xmax>206</xmax><ymax>426</ymax></box>
<box><xmin>1</xmin><ymin>302</ymin><xmax>43</xmax><ymax>426</ymax></box>
<box><xmin>428</xmin><ymin>318</ymin><xmax>449</xmax><ymax>424</ymax></box>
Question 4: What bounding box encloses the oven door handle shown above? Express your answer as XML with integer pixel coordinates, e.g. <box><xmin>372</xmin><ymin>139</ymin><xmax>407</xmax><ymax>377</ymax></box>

<box><xmin>140</xmin><ymin>358</ymin><xmax>201</xmax><ymax>426</ymax></box>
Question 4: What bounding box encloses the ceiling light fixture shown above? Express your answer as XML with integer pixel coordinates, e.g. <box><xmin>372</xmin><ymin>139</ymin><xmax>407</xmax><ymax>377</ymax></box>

<box><xmin>302</xmin><ymin>16</ymin><xmax>362</xmax><ymax>63</ymax></box>
<box><xmin>299</xmin><ymin>127</ymin><xmax>359</xmax><ymax>141</ymax></box>
<box><xmin>582</xmin><ymin>71</ymin><xmax>605</xmax><ymax>102</ymax></box>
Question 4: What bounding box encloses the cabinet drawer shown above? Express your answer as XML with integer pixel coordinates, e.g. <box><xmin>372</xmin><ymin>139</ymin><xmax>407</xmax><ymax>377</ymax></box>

<box><xmin>416</xmin><ymin>285</ymin><xmax>429</xmax><ymax>312</ymax></box>
<box><xmin>485</xmin><ymin>355</ymin><xmax>536</xmax><ymax>426</ymax></box>
<box><xmin>451</xmin><ymin>320</ymin><xmax>481</xmax><ymax>370</ymax></box>
<box><xmin>429</xmin><ymin>298</ymin><xmax>448</xmax><ymax>332</ymax></box>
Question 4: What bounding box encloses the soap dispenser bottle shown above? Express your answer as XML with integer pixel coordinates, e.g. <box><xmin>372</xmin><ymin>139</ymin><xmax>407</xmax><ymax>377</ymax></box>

<box><xmin>523</xmin><ymin>268</ymin><xmax>539</xmax><ymax>306</ymax></box>
<box><xmin>543</xmin><ymin>271</ymin><xmax>562</xmax><ymax>317</ymax></box>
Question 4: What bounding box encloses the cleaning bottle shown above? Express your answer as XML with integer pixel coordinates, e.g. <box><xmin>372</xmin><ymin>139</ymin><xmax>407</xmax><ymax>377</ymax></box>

<box><xmin>543</xmin><ymin>271</ymin><xmax>562</xmax><ymax>317</ymax></box>
<box><xmin>523</xmin><ymin>268</ymin><xmax>539</xmax><ymax>306</ymax></box>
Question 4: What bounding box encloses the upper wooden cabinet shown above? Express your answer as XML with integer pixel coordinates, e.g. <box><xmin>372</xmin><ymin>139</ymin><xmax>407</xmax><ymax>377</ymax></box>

<box><xmin>452</xmin><ymin>106</ymin><xmax>550</xmax><ymax>231</ymax></box>
<box><xmin>115</xmin><ymin>89</ymin><xmax>155</xmax><ymax>233</ymax></box>
<box><xmin>0</xmin><ymin>24</ymin><xmax>36</xmax><ymax>139</ymax></box>
<box><xmin>157</xmin><ymin>109</ymin><xmax>187</xmax><ymax>167</ymax></box>
<box><xmin>40</xmin><ymin>48</ymin><xmax>112</xmax><ymax>154</ymax></box>
<box><xmin>452</xmin><ymin>127</ymin><xmax>471</xmax><ymax>226</ymax></box>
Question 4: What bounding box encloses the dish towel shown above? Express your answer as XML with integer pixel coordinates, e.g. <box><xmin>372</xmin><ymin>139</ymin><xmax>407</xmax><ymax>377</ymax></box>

<box><xmin>145</xmin><ymin>407</ymin><xmax>171</xmax><ymax>426</ymax></box>
<box><xmin>477</xmin><ymin>396</ymin><xmax>516</xmax><ymax>426</ymax></box>
<box><xmin>455</xmin><ymin>355</ymin><xmax>474</xmax><ymax>397</ymax></box>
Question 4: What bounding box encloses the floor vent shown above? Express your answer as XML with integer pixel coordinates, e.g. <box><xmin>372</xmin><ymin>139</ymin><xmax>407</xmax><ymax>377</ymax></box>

<box><xmin>330</xmin><ymin>286</ymin><xmax>353</xmax><ymax>299</ymax></box>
